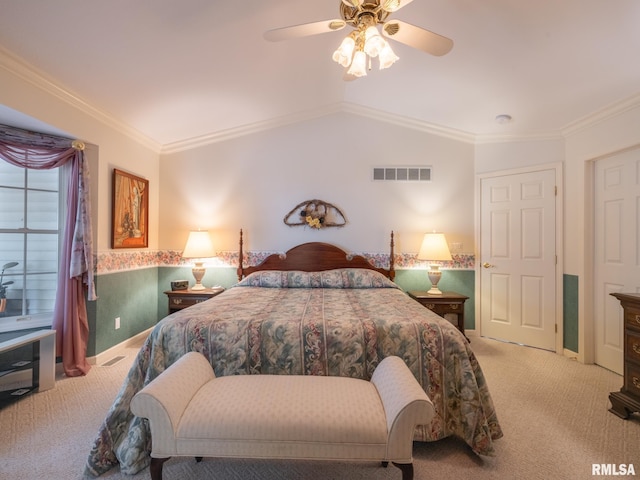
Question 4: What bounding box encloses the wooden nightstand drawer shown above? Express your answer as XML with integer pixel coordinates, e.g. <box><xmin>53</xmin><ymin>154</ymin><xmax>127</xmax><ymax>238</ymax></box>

<box><xmin>164</xmin><ymin>287</ymin><xmax>225</xmax><ymax>314</ymax></box>
<box><xmin>424</xmin><ymin>302</ymin><xmax>463</xmax><ymax>316</ymax></box>
<box><xmin>169</xmin><ymin>296</ymin><xmax>205</xmax><ymax>309</ymax></box>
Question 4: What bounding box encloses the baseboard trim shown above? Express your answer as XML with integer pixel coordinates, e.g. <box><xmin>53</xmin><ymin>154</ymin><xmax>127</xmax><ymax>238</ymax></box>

<box><xmin>87</xmin><ymin>328</ymin><xmax>152</xmax><ymax>367</ymax></box>
<box><xmin>563</xmin><ymin>348</ymin><xmax>579</xmax><ymax>361</ymax></box>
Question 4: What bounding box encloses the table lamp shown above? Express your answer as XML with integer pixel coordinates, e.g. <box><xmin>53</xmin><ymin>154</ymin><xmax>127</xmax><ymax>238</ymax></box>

<box><xmin>417</xmin><ymin>232</ymin><xmax>452</xmax><ymax>295</ymax></box>
<box><xmin>182</xmin><ymin>230</ymin><xmax>215</xmax><ymax>290</ymax></box>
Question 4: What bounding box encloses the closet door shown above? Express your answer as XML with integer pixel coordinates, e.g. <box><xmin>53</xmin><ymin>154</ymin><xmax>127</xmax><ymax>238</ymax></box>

<box><xmin>478</xmin><ymin>166</ymin><xmax>558</xmax><ymax>351</ymax></box>
<box><xmin>594</xmin><ymin>148</ymin><xmax>640</xmax><ymax>374</ymax></box>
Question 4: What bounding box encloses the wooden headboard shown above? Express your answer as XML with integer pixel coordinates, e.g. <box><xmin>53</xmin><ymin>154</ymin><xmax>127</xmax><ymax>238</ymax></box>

<box><xmin>236</xmin><ymin>230</ymin><xmax>395</xmax><ymax>281</ymax></box>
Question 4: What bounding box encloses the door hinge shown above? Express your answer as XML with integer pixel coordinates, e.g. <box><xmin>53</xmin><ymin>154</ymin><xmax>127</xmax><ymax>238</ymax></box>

<box><xmin>555</xmin><ymin>186</ymin><xmax>557</xmax><ymax>196</ymax></box>
<box><xmin>555</xmin><ymin>324</ymin><xmax>558</xmax><ymax>333</ymax></box>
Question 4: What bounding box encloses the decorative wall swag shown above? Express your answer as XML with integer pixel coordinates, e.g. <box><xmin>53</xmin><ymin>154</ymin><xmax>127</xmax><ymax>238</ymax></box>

<box><xmin>283</xmin><ymin>199</ymin><xmax>347</xmax><ymax>229</ymax></box>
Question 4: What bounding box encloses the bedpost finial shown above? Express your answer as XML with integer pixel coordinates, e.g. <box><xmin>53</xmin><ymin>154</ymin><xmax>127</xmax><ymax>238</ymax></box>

<box><xmin>238</xmin><ymin>229</ymin><xmax>244</xmax><ymax>281</ymax></box>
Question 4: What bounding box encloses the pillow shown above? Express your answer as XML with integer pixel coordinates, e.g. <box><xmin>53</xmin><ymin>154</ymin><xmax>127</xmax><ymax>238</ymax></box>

<box><xmin>235</xmin><ymin>268</ymin><xmax>398</xmax><ymax>289</ymax></box>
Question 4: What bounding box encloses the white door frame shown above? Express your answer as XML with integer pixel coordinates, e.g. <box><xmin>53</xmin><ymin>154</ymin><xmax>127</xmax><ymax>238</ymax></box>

<box><xmin>475</xmin><ymin>162</ymin><xmax>564</xmax><ymax>354</ymax></box>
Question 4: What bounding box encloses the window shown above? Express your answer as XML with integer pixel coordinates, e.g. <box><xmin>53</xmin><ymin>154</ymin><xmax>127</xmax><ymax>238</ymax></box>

<box><xmin>0</xmin><ymin>159</ymin><xmax>63</xmax><ymax>324</ymax></box>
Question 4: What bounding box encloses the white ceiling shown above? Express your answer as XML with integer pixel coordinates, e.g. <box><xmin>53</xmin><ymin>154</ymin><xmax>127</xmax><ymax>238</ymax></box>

<box><xmin>1</xmin><ymin>0</ymin><xmax>639</xmax><ymax>148</ymax></box>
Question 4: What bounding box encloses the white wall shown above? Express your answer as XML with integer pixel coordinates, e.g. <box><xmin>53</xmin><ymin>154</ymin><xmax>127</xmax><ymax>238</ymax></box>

<box><xmin>159</xmin><ymin>112</ymin><xmax>476</xmax><ymax>256</ymax></box>
<box><xmin>474</xmin><ymin>137</ymin><xmax>565</xmax><ymax>174</ymax></box>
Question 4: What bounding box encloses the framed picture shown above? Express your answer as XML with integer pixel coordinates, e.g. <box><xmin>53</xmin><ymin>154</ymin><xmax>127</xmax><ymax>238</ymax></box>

<box><xmin>112</xmin><ymin>169</ymin><xmax>149</xmax><ymax>249</ymax></box>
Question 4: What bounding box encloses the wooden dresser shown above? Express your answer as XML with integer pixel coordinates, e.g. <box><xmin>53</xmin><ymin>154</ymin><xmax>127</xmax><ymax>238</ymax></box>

<box><xmin>609</xmin><ymin>292</ymin><xmax>640</xmax><ymax>418</ymax></box>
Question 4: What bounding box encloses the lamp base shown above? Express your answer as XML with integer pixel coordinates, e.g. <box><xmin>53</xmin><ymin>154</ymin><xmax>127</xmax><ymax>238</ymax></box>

<box><xmin>427</xmin><ymin>266</ymin><xmax>443</xmax><ymax>295</ymax></box>
<box><xmin>191</xmin><ymin>264</ymin><xmax>206</xmax><ymax>290</ymax></box>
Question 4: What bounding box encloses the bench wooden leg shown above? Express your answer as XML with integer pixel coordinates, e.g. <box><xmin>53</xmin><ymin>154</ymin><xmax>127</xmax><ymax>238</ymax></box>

<box><xmin>393</xmin><ymin>462</ymin><xmax>413</xmax><ymax>480</ymax></box>
<box><xmin>150</xmin><ymin>457</ymin><xmax>170</xmax><ymax>480</ymax></box>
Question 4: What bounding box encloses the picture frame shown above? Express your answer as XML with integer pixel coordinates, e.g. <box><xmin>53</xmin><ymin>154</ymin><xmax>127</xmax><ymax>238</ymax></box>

<box><xmin>112</xmin><ymin>168</ymin><xmax>149</xmax><ymax>249</ymax></box>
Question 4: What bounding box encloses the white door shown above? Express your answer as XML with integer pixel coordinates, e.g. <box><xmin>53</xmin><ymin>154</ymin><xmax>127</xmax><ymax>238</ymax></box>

<box><xmin>478</xmin><ymin>167</ymin><xmax>558</xmax><ymax>351</ymax></box>
<box><xmin>594</xmin><ymin>148</ymin><xmax>640</xmax><ymax>374</ymax></box>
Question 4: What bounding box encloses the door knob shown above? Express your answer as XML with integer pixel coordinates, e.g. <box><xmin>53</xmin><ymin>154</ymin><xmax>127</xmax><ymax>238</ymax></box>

<box><xmin>482</xmin><ymin>262</ymin><xmax>494</xmax><ymax>268</ymax></box>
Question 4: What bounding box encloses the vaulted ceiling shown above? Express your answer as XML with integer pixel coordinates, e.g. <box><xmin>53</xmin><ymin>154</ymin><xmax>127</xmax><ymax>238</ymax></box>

<box><xmin>1</xmin><ymin>0</ymin><xmax>639</xmax><ymax>150</ymax></box>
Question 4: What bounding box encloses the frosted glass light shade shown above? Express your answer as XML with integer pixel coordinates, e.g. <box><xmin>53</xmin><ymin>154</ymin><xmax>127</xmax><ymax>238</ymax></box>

<box><xmin>332</xmin><ymin>36</ymin><xmax>355</xmax><ymax>67</ymax></box>
<box><xmin>364</xmin><ymin>26</ymin><xmax>385</xmax><ymax>57</ymax></box>
<box><xmin>378</xmin><ymin>41</ymin><xmax>399</xmax><ymax>69</ymax></box>
<box><xmin>348</xmin><ymin>50</ymin><xmax>368</xmax><ymax>77</ymax></box>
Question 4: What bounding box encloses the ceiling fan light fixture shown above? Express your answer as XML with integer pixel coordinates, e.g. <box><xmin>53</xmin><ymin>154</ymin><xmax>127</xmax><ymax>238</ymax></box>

<box><xmin>348</xmin><ymin>50</ymin><xmax>368</xmax><ymax>77</ymax></box>
<box><xmin>341</xmin><ymin>0</ymin><xmax>363</xmax><ymax>7</ymax></box>
<box><xmin>378</xmin><ymin>41</ymin><xmax>399</xmax><ymax>69</ymax></box>
<box><xmin>332</xmin><ymin>35</ymin><xmax>356</xmax><ymax>67</ymax></box>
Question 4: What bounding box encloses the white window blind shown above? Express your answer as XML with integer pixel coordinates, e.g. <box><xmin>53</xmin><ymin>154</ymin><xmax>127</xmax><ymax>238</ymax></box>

<box><xmin>0</xmin><ymin>160</ymin><xmax>61</xmax><ymax>320</ymax></box>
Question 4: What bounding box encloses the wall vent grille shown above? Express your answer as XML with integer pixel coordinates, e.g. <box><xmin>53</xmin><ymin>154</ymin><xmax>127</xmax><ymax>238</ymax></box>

<box><xmin>373</xmin><ymin>166</ymin><xmax>432</xmax><ymax>182</ymax></box>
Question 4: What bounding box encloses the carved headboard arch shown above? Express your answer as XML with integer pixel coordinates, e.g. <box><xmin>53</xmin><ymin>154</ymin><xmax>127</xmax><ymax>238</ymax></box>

<box><xmin>237</xmin><ymin>230</ymin><xmax>395</xmax><ymax>281</ymax></box>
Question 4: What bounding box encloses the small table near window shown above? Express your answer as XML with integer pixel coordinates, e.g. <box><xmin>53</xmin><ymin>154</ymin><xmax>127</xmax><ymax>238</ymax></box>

<box><xmin>164</xmin><ymin>287</ymin><xmax>225</xmax><ymax>314</ymax></box>
<box><xmin>408</xmin><ymin>291</ymin><xmax>469</xmax><ymax>341</ymax></box>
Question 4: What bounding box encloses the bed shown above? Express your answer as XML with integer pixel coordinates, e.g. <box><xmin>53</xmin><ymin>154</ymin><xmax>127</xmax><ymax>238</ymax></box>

<box><xmin>85</xmin><ymin>231</ymin><xmax>503</xmax><ymax>476</ymax></box>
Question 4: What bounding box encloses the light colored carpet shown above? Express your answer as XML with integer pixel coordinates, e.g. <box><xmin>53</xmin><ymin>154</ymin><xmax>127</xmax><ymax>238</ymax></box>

<box><xmin>0</xmin><ymin>336</ymin><xmax>638</xmax><ymax>479</ymax></box>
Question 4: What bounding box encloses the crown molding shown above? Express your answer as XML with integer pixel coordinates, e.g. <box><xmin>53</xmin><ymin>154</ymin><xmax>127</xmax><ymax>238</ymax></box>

<box><xmin>340</xmin><ymin>103</ymin><xmax>478</xmax><ymax>144</ymax></box>
<box><xmin>0</xmin><ymin>46</ymin><xmax>161</xmax><ymax>153</ymax></box>
<box><xmin>160</xmin><ymin>104</ymin><xmax>346</xmax><ymax>154</ymax></box>
<box><xmin>2</xmin><ymin>45</ymin><xmax>639</xmax><ymax>153</ymax></box>
<box><xmin>561</xmin><ymin>92</ymin><xmax>640</xmax><ymax>138</ymax></box>
<box><xmin>162</xmin><ymin>102</ymin><xmax>480</xmax><ymax>154</ymax></box>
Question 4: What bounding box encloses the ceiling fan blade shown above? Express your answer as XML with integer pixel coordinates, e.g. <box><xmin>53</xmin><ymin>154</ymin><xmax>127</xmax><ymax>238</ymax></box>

<box><xmin>382</xmin><ymin>20</ymin><xmax>453</xmax><ymax>56</ymax></box>
<box><xmin>264</xmin><ymin>19</ymin><xmax>346</xmax><ymax>42</ymax></box>
<box><xmin>380</xmin><ymin>0</ymin><xmax>416</xmax><ymax>13</ymax></box>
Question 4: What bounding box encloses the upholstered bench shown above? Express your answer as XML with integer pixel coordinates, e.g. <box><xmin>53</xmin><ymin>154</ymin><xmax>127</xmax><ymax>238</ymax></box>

<box><xmin>131</xmin><ymin>352</ymin><xmax>434</xmax><ymax>480</ymax></box>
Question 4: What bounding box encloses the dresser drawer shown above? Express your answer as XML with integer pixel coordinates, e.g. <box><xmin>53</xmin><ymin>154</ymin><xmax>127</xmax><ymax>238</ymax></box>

<box><xmin>624</xmin><ymin>361</ymin><xmax>640</xmax><ymax>398</ymax></box>
<box><xmin>626</xmin><ymin>328</ymin><xmax>640</xmax><ymax>365</ymax></box>
<box><xmin>624</xmin><ymin>305</ymin><xmax>640</xmax><ymax>332</ymax></box>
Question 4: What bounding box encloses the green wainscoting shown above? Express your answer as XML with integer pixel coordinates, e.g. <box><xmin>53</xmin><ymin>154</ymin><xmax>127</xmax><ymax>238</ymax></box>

<box><xmin>88</xmin><ymin>268</ymin><xmax>160</xmax><ymax>357</ymax></box>
<box><xmin>563</xmin><ymin>274</ymin><xmax>579</xmax><ymax>353</ymax></box>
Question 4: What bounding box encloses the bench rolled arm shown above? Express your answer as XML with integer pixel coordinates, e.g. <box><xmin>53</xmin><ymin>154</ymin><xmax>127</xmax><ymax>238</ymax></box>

<box><xmin>131</xmin><ymin>352</ymin><xmax>215</xmax><ymax>457</ymax></box>
<box><xmin>371</xmin><ymin>356</ymin><xmax>435</xmax><ymax>463</ymax></box>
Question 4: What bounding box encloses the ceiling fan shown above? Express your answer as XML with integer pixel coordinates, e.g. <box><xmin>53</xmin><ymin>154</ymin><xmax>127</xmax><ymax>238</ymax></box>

<box><xmin>264</xmin><ymin>0</ymin><xmax>453</xmax><ymax>79</ymax></box>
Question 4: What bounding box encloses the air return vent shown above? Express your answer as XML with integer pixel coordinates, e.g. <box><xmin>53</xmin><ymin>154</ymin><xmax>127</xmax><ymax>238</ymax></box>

<box><xmin>372</xmin><ymin>166</ymin><xmax>432</xmax><ymax>182</ymax></box>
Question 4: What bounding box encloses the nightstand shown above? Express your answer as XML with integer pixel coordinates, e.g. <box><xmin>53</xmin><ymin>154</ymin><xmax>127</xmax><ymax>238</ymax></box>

<box><xmin>408</xmin><ymin>291</ymin><xmax>469</xmax><ymax>341</ymax></box>
<box><xmin>164</xmin><ymin>287</ymin><xmax>225</xmax><ymax>314</ymax></box>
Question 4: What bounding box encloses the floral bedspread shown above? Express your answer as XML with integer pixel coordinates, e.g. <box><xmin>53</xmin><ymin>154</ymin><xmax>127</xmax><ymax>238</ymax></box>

<box><xmin>85</xmin><ymin>269</ymin><xmax>502</xmax><ymax>476</ymax></box>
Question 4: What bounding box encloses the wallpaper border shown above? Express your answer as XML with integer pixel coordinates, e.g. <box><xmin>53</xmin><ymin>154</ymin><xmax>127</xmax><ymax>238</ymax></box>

<box><xmin>96</xmin><ymin>250</ymin><xmax>475</xmax><ymax>275</ymax></box>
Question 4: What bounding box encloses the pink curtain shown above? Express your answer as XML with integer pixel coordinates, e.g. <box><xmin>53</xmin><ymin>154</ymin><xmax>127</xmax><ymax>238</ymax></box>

<box><xmin>0</xmin><ymin>125</ymin><xmax>96</xmax><ymax>377</ymax></box>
